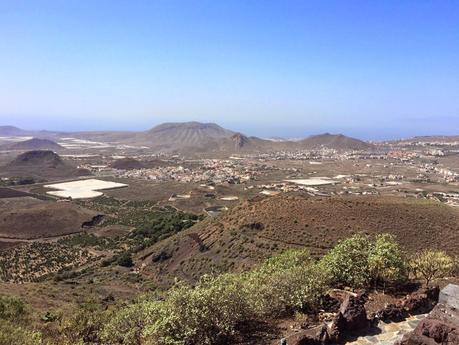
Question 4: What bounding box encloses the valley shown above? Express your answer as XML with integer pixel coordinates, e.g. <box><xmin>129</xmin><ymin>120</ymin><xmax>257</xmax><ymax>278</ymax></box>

<box><xmin>0</xmin><ymin>122</ymin><xmax>458</xmax><ymax>344</ymax></box>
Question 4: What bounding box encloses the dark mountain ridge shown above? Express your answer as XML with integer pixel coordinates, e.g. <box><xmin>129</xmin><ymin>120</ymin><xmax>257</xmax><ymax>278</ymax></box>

<box><xmin>1</xmin><ymin>150</ymin><xmax>90</xmax><ymax>179</ymax></box>
<box><xmin>4</xmin><ymin>138</ymin><xmax>64</xmax><ymax>151</ymax></box>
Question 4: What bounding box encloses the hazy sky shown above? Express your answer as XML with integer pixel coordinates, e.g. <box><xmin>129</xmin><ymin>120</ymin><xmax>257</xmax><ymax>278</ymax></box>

<box><xmin>1</xmin><ymin>0</ymin><xmax>458</xmax><ymax>139</ymax></box>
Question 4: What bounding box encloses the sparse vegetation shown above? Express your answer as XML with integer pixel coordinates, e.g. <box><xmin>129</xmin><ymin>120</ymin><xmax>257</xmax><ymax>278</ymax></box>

<box><xmin>0</xmin><ymin>295</ymin><xmax>41</xmax><ymax>345</ymax></box>
<box><xmin>0</xmin><ymin>295</ymin><xmax>27</xmax><ymax>321</ymax></box>
<box><xmin>0</xmin><ymin>243</ymin><xmax>92</xmax><ymax>283</ymax></box>
<box><xmin>76</xmin><ymin>196</ymin><xmax>201</xmax><ymax>253</ymax></box>
<box><xmin>58</xmin><ymin>232</ymin><xmax>116</xmax><ymax>250</ymax></box>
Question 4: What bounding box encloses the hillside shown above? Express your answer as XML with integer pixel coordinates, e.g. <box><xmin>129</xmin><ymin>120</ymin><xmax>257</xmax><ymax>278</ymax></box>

<box><xmin>5</xmin><ymin>138</ymin><xmax>64</xmax><ymax>151</ymax></box>
<box><xmin>140</xmin><ymin>194</ymin><xmax>459</xmax><ymax>286</ymax></box>
<box><xmin>299</xmin><ymin>133</ymin><xmax>375</xmax><ymax>150</ymax></box>
<box><xmin>110</xmin><ymin>157</ymin><xmax>146</xmax><ymax>170</ymax></box>
<box><xmin>1</xmin><ymin>150</ymin><xmax>91</xmax><ymax>179</ymax></box>
<box><xmin>0</xmin><ymin>197</ymin><xmax>98</xmax><ymax>239</ymax></box>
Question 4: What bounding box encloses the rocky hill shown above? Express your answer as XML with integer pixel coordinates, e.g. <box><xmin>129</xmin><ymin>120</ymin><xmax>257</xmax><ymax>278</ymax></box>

<box><xmin>139</xmin><ymin>194</ymin><xmax>459</xmax><ymax>286</ymax></box>
<box><xmin>133</xmin><ymin>122</ymin><xmax>235</xmax><ymax>151</ymax></box>
<box><xmin>1</xmin><ymin>150</ymin><xmax>90</xmax><ymax>179</ymax></box>
<box><xmin>5</xmin><ymin>138</ymin><xmax>64</xmax><ymax>151</ymax></box>
<box><xmin>299</xmin><ymin>133</ymin><xmax>375</xmax><ymax>150</ymax></box>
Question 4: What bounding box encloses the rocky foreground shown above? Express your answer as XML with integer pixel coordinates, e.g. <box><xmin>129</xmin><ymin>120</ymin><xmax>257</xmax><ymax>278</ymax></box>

<box><xmin>398</xmin><ymin>284</ymin><xmax>459</xmax><ymax>345</ymax></box>
<box><xmin>281</xmin><ymin>284</ymin><xmax>459</xmax><ymax>345</ymax></box>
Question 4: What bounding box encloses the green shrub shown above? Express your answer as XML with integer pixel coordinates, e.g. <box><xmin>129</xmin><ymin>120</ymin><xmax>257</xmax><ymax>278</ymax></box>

<box><xmin>0</xmin><ymin>295</ymin><xmax>27</xmax><ymax>321</ymax></box>
<box><xmin>8</xmin><ymin>233</ymin><xmax>423</xmax><ymax>344</ymax></box>
<box><xmin>143</xmin><ymin>274</ymin><xmax>250</xmax><ymax>345</ymax></box>
<box><xmin>410</xmin><ymin>249</ymin><xmax>454</xmax><ymax>286</ymax></box>
<box><xmin>117</xmin><ymin>252</ymin><xmax>134</xmax><ymax>267</ymax></box>
<box><xmin>243</xmin><ymin>249</ymin><xmax>327</xmax><ymax>316</ymax></box>
<box><xmin>101</xmin><ymin>302</ymin><xmax>157</xmax><ymax>345</ymax></box>
<box><xmin>41</xmin><ymin>310</ymin><xmax>60</xmax><ymax>323</ymax></box>
<box><xmin>319</xmin><ymin>234</ymin><xmax>373</xmax><ymax>288</ymax></box>
<box><xmin>319</xmin><ymin>233</ymin><xmax>407</xmax><ymax>289</ymax></box>
<box><xmin>0</xmin><ymin>321</ymin><xmax>41</xmax><ymax>345</ymax></box>
<box><xmin>59</xmin><ymin>302</ymin><xmax>107</xmax><ymax>344</ymax></box>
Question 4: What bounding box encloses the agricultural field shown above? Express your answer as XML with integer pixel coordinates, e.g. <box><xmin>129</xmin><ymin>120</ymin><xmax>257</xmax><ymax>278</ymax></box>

<box><xmin>44</xmin><ymin>178</ymin><xmax>128</xmax><ymax>199</ymax></box>
<box><xmin>0</xmin><ymin>242</ymin><xmax>93</xmax><ymax>283</ymax></box>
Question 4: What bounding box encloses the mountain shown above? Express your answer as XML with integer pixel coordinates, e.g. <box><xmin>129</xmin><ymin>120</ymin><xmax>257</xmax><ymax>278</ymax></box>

<box><xmin>0</xmin><ymin>125</ymin><xmax>65</xmax><ymax>138</ymax></box>
<box><xmin>134</xmin><ymin>122</ymin><xmax>235</xmax><ymax>151</ymax></box>
<box><xmin>8</xmin><ymin>150</ymin><xmax>65</xmax><ymax>168</ymax></box>
<box><xmin>5</xmin><ymin>138</ymin><xmax>64</xmax><ymax>151</ymax></box>
<box><xmin>121</xmin><ymin>122</ymin><xmax>284</xmax><ymax>153</ymax></box>
<box><xmin>138</xmin><ymin>193</ymin><xmax>459</xmax><ymax>287</ymax></box>
<box><xmin>0</xmin><ymin>123</ymin><xmax>376</xmax><ymax>154</ymax></box>
<box><xmin>1</xmin><ymin>150</ymin><xmax>90</xmax><ymax>179</ymax></box>
<box><xmin>0</xmin><ymin>126</ymin><xmax>27</xmax><ymax>136</ymax></box>
<box><xmin>134</xmin><ymin>123</ymin><xmax>374</xmax><ymax>153</ymax></box>
<box><xmin>298</xmin><ymin>133</ymin><xmax>375</xmax><ymax>150</ymax></box>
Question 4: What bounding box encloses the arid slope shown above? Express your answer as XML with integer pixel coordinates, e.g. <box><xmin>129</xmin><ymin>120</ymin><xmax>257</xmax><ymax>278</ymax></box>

<box><xmin>140</xmin><ymin>194</ymin><xmax>459</xmax><ymax>286</ymax></box>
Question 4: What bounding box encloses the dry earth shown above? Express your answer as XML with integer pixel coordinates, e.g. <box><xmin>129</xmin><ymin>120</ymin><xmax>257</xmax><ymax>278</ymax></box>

<box><xmin>0</xmin><ymin>197</ymin><xmax>98</xmax><ymax>239</ymax></box>
<box><xmin>140</xmin><ymin>193</ymin><xmax>459</xmax><ymax>286</ymax></box>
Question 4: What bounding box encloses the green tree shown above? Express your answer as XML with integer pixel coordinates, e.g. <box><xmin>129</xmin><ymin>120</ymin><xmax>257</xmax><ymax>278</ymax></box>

<box><xmin>410</xmin><ymin>250</ymin><xmax>454</xmax><ymax>286</ymax></box>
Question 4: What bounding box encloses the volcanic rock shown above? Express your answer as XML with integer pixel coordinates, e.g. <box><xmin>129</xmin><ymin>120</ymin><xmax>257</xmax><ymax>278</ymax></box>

<box><xmin>398</xmin><ymin>284</ymin><xmax>459</xmax><ymax>345</ymax></box>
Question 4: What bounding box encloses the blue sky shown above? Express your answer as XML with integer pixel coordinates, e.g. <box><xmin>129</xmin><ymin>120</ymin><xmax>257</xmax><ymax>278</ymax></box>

<box><xmin>0</xmin><ymin>0</ymin><xmax>458</xmax><ymax>139</ymax></box>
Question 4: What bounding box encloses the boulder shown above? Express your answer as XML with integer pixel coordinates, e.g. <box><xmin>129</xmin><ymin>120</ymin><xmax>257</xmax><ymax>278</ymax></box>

<box><xmin>398</xmin><ymin>304</ymin><xmax>459</xmax><ymax>344</ymax></box>
<box><xmin>375</xmin><ymin>303</ymin><xmax>408</xmax><ymax>323</ymax></box>
<box><xmin>329</xmin><ymin>291</ymin><xmax>369</xmax><ymax>341</ymax></box>
<box><xmin>372</xmin><ymin>286</ymin><xmax>439</xmax><ymax>325</ymax></box>
<box><xmin>398</xmin><ymin>284</ymin><xmax>459</xmax><ymax>345</ymax></box>
<box><xmin>338</xmin><ymin>292</ymin><xmax>369</xmax><ymax>330</ymax></box>
<box><xmin>401</xmin><ymin>286</ymin><xmax>439</xmax><ymax>315</ymax></box>
<box><xmin>439</xmin><ymin>284</ymin><xmax>459</xmax><ymax>310</ymax></box>
<box><xmin>283</xmin><ymin>324</ymin><xmax>330</xmax><ymax>345</ymax></box>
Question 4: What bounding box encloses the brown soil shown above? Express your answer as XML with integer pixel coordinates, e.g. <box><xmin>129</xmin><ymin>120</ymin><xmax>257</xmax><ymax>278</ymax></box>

<box><xmin>0</xmin><ymin>197</ymin><xmax>97</xmax><ymax>239</ymax></box>
<box><xmin>0</xmin><ymin>187</ymin><xmax>33</xmax><ymax>198</ymax></box>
